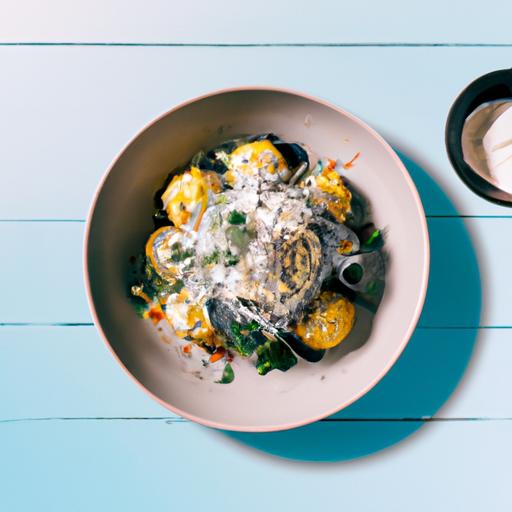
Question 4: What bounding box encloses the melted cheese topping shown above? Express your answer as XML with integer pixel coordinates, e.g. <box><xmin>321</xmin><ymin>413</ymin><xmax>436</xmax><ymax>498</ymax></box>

<box><xmin>165</xmin><ymin>288</ymin><xmax>215</xmax><ymax>343</ymax></box>
<box><xmin>145</xmin><ymin>225</ymin><xmax>194</xmax><ymax>280</ymax></box>
<box><xmin>306</xmin><ymin>160</ymin><xmax>352</xmax><ymax>222</ymax></box>
<box><xmin>225</xmin><ymin>140</ymin><xmax>288</xmax><ymax>188</ymax></box>
<box><xmin>161</xmin><ymin>167</ymin><xmax>209</xmax><ymax>231</ymax></box>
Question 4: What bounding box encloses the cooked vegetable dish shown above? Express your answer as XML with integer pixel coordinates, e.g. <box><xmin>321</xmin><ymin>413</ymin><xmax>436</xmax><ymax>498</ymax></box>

<box><xmin>129</xmin><ymin>134</ymin><xmax>385</xmax><ymax>383</ymax></box>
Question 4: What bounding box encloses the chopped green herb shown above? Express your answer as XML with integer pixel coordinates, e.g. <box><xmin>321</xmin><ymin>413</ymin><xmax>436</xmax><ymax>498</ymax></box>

<box><xmin>169</xmin><ymin>279</ymin><xmax>185</xmax><ymax>294</ymax></box>
<box><xmin>210</xmin><ymin>212</ymin><xmax>223</xmax><ymax>231</ymax></box>
<box><xmin>129</xmin><ymin>256</ymin><xmax>184</xmax><ymax>305</ymax></box>
<box><xmin>256</xmin><ymin>339</ymin><xmax>297</xmax><ymax>376</ymax></box>
<box><xmin>227</xmin><ymin>210</ymin><xmax>246</xmax><ymax>225</ymax></box>
<box><xmin>214</xmin><ymin>194</ymin><xmax>228</xmax><ymax>205</ymax></box>
<box><xmin>242</xmin><ymin>321</ymin><xmax>259</xmax><ymax>332</ymax></box>
<box><xmin>129</xmin><ymin>296</ymin><xmax>148</xmax><ymax>318</ymax></box>
<box><xmin>169</xmin><ymin>243</ymin><xmax>194</xmax><ymax>263</ymax></box>
<box><xmin>202</xmin><ymin>250</ymin><xmax>220</xmax><ymax>266</ymax></box>
<box><xmin>224</xmin><ymin>251</ymin><xmax>240</xmax><ymax>266</ymax></box>
<box><xmin>225</xmin><ymin>225</ymin><xmax>250</xmax><ymax>250</ymax></box>
<box><xmin>363</xmin><ymin>229</ymin><xmax>383</xmax><ymax>250</ymax></box>
<box><xmin>217</xmin><ymin>362</ymin><xmax>235</xmax><ymax>384</ymax></box>
<box><xmin>230</xmin><ymin>321</ymin><xmax>263</xmax><ymax>357</ymax></box>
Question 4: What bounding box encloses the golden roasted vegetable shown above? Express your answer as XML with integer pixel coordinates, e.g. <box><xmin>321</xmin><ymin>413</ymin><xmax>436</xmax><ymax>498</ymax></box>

<box><xmin>294</xmin><ymin>291</ymin><xmax>355</xmax><ymax>349</ymax></box>
<box><xmin>161</xmin><ymin>167</ymin><xmax>209</xmax><ymax>231</ymax></box>
<box><xmin>145</xmin><ymin>226</ymin><xmax>194</xmax><ymax>280</ymax></box>
<box><xmin>225</xmin><ymin>140</ymin><xmax>288</xmax><ymax>187</ymax></box>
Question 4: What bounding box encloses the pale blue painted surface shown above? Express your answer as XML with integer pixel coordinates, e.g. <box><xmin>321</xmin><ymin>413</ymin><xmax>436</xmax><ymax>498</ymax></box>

<box><xmin>1</xmin><ymin>1</ymin><xmax>512</xmax><ymax>510</ymax></box>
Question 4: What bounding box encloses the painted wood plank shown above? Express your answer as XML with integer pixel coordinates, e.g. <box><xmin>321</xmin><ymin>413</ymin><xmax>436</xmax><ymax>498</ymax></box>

<box><xmin>0</xmin><ymin>216</ymin><xmax>498</xmax><ymax>325</ymax></box>
<box><xmin>1</xmin><ymin>325</ymin><xmax>509</xmax><ymax>420</ymax></box>
<box><xmin>0</xmin><ymin>419</ymin><xmax>510</xmax><ymax>510</ymax></box>
<box><xmin>0</xmin><ymin>0</ymin><xmax>510</xmax><ymax>44</ymax></box>
<box><xmin>0</xmin><ymin>46</ymin><xmax>511</xmax><ymax>218</ymax></box>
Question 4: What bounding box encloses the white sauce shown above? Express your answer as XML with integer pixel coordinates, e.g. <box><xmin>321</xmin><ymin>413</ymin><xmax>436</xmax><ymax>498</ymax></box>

<box><xmin>462</xmin><ymin>100</ymin><xmax>512</xmax><ymax>193</ymax></box>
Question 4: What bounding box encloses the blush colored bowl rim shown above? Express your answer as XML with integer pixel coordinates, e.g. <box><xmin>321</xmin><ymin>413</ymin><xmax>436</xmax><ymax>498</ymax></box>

<box><xmin>83</xmin><ymin>85</ymin><xmax>430</xmax><ymax>432</ymax></box>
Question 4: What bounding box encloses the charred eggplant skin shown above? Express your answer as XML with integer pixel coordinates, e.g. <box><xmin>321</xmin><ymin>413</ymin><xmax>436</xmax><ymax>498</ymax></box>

<box><xmin>278</xmin><ymin>330</ymin><xmax>326</xmax><ymax>363</ymax></box>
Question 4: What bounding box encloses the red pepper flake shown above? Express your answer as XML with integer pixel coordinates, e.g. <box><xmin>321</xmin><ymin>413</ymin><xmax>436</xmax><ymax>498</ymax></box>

<box><xmin>147</xmin><ymin>306</ymin><xmax>165</xmax><ymax>324</ymax></box>
<box><xmin>226</xmin><ymin>350</ymin><xmax>234</xmax><ymax>363</ymax></box>
<box><xmin>343</xmin><ymin>152</ymin><xmax>361</xmax><ymax>169</ymax></box>
<box><xmin>182</xmin><ymin>343</ymin><xmax>192</xmax><ymax>355</ymax></box>
<box><xmin>210</xmin><ymin>346</ymin><xmax>226</xmax><ymax>363</ymax></box>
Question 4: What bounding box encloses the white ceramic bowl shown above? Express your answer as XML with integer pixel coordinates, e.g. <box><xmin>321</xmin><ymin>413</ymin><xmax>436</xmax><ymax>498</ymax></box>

<box><xmin>84</xmin><ymin>87</ymin><xmax>429</xmax><ymax>432</ymax></box>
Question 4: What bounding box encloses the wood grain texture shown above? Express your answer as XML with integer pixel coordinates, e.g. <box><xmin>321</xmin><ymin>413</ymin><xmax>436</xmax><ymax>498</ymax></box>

<box><xmin>2</xmin><ymin>3</ymin><xmax>511</xmax><ymax>505</ymax></box>
<box><xmin>0</xmin><ymin>0</ymin><xmax>509</xmax><ymax>44</ymax></box>
<box><xmin>0</xmin><ymin>46</ymin><xmax>512</xmax><ymax>218</ymax></box>
<box><xmin>0</xmin><ymin>217</ymin><xmax>497</xmax><ymax>324</ymax></box>
<box><xmin>1</xmin><ymin>419</ymin><xmax>511</xmax><ymax>510</ymax></box>
<box><xmin>1</xmin><ymin>325</ymin><xmax>510</xmax><ymax>420</ymax></box>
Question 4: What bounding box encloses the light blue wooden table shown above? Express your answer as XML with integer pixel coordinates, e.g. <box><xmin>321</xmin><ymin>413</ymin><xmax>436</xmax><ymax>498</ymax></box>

<box><xmin>1</xmin><ymin>1</ymin><xmax>511</xmax><ymax>510</ymax></box>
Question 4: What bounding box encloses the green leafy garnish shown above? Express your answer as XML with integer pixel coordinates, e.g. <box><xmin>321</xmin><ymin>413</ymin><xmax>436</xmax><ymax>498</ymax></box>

<box><xmin>227</xmin><ymin>210</ymin><xmax>246</xmax><ymax>225</ymax></box>
<box><xmin>169</xmin><ymin>279</ymin><xmax>185</xmax><ymax>294</ymax></box>
<box><xmin>129</xmin><ymin>256</ymin><xmax>184</xmax><ymax>307</ymax></box>
<box><xmin>129</xmin><ymin>295</ymin><xmax>149</xmax><ymax>318</ymax></box>
<box><xmin>256</xmin><ymin>340</ymin><xmax>298</xmax><ymax>376</ymax></box>
<box><xmin>225</xmin><ymin>226</ymin><xmax>250</xmax><ymax>251</ymax></box>
<box><xmin>217</xmin><ymin>363</ymin><xmax>235</xmax><ymax>384</ymax></box>
<box><xmin>362</xmin><ymin>229</ymin><xmax>384</xmax><ymax>251</ymax></box>
<box><xmin>230</xmin><ymin>321</ymin><xmax>263</xmax><ymax>357</ymax></box>
<box><xmin>224</xmin><ymin>251</ymin><xmax>240</xmax><ymax>267</ymax></box>
<box><xmin>215</xmin><ymin>194</ymin><xmax>228</xmax><ymax>205</ymax></box>
<box><xmin>202</xmin><ymin>250</ymin><xmax>220</xmax><ymax>266</ymax></box>
<box><xmin>169</xmin><ymin>243</ymin><xmax>194</xmax><ymax>263</ymax></box>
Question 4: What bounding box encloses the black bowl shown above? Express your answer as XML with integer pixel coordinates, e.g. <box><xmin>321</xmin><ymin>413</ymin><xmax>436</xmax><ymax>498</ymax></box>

<box><xmin>445</xmin><ymin>68</ymin><xmax>512</xmax><ymax>206</ymax></box>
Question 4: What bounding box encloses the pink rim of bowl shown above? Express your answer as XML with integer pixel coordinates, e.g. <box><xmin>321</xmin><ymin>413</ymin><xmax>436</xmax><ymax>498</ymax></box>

<box><xmin>83</xmin><ymin>86</ymin><xmax>430</xmax><ymax>432</ymax></box>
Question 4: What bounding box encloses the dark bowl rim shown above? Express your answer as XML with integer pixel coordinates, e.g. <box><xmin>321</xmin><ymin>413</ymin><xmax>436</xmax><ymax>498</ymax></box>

<box><xmin>445</xmin><ymin>68</ymin><xmax>512</xmax><ymax>207</ymax></box>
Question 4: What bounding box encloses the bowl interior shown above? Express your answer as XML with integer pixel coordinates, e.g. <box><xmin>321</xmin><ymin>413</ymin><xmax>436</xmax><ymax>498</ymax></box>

<box><xmin>86</xmin><ymin>89</ymin><xmax>429</xmax><ymax>431</ymax></box>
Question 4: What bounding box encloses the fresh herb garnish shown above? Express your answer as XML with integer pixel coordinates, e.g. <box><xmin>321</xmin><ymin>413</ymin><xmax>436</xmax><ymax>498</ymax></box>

<box><xmin>225</xmin><ymin>225</ymin><xmax>250</xmax><ymax>251</ymax></box>
<box><xmin>169</xmin><ymin>243</ymin><xmax>194</xmax><ymax>262</ymax></box>
<box><xmin>215</xmin><ymin>194</ymin><xmax>228</xmax><ymax>205</ymax></box>
<box><xmin>363</xmin><ymin>229</ymin><xmax>383</xmax><ymax>250</ymax></box>
<box><xmin>227</xmin><ymin>210</ymin><xmax>246</xmax><ymax>225</ymax></box>
<box><xmin>129</xmin><ymin>256</ymin><xmax>184</xmax><ymax>304</ymax></box>
<box><xmin>216</xmin><ymin>362</ymin><xmax>235</xmax><ymax>384</ymax></box>
<box><xmin>129</xmin><ymin>295</ymin><xmax>149</xmax><ymax>318</ymax></box>
<box><xmin>256</xmin><ymin>339</ymin><xmax>298</xmax><ymax>376</ymax></box>
<box><xmin>224</xmin><ymin>251</ymin><xmax>240</xmax><ymax>266</ymax></box>
<box><xmin>230</xmin><ymin>321</ymin><xmax>263</xmax><ymax>357</ymax></box>
<box><xmin>202</xmin><ymin>250</ymin><xmax>220</xmax><ymax>266</ymax></box>
<box><xmin>169</xmin><ymin>279</ymin><xmax>185</xmax><ymax>294</ymax></box>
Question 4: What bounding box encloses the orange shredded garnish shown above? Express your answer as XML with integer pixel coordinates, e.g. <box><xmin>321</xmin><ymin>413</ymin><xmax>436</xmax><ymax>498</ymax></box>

<box><xmin>326</xmin><ymin>159</ymin><xmax>337</xmax><ymax>170</ymax></box>
<box><xmin>343</xmin><ymin>152</ymin><xmax>361</xmax><ymax>169</ymax></box>
<box><xmin>147</xmin><ymin>306</ymin><xmax>165</xmax><ymax>324</ymax></box>
<box><xmin>210</xmin><ymin>347</ymin><xmax>226</xmax><ymax>363</ymax></box>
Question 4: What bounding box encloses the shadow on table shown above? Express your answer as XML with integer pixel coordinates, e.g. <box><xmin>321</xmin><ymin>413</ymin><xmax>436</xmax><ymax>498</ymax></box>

<box><xmin>222</xmin><ymin>150</ymin><xmax>482</xmax><ymax>462</ymax></box>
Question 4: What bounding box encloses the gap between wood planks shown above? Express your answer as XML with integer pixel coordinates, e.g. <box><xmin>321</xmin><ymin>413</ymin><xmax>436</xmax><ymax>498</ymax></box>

<box><xmin>2</xmin><ymin>417</ymin><xmax>512</xmax><ymax>425</ymax></box>
<box><xmin>2</xmin><ymin>42</ymin><xmax>512</xmax><ymax>48</ymax></box>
